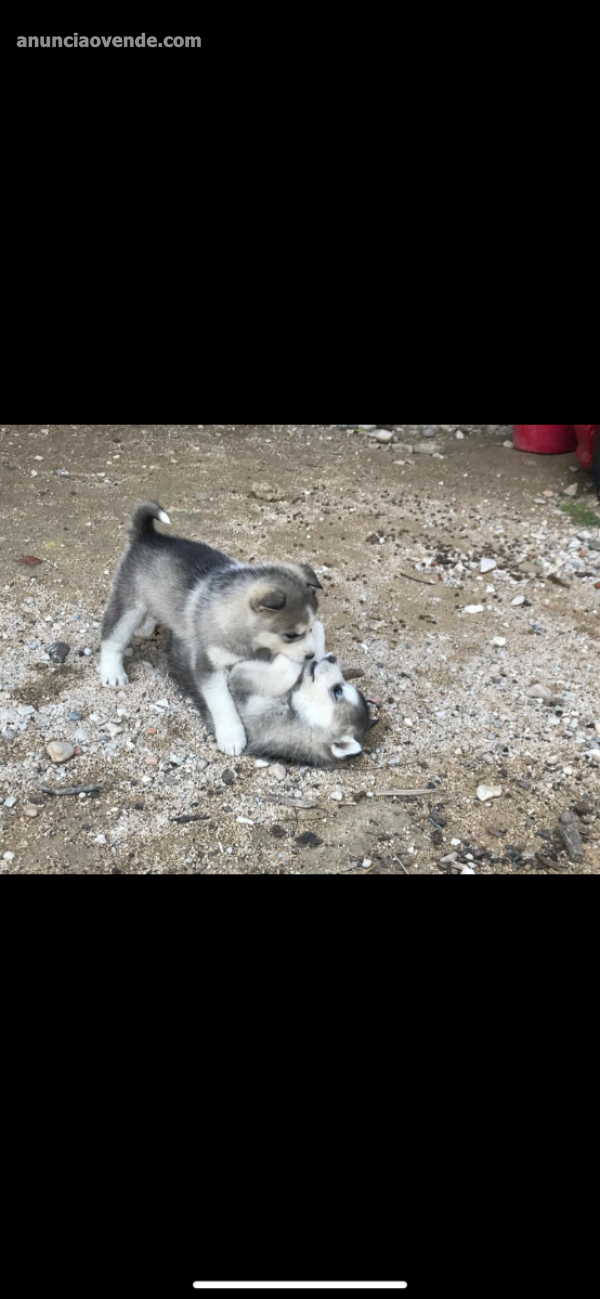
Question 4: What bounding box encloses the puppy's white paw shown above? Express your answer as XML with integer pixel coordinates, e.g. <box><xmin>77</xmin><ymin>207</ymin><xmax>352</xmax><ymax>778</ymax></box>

<box><xmin>101</xmin><ymin>669</ymin><xmax>130</xmax><ymax>687</ymax></box>
<box><xmin>271</xmin><ymin>655</ymin><xmax>303</xmax><ymax>692</ymax></box>
<box><xmin>99</xmin><ymin>656</ymin><xmax>129</xmax><ymax>687</ymax></box>
<box><xmin>216</xmin><ymin>721</ymin><xmax>247</xmax><ymax>756</ymax></box>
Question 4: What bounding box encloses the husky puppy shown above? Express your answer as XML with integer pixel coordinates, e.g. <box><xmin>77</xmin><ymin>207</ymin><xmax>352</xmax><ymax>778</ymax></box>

<box><xmin>166</xmin><ymin>620</ymin><xmax>377</xmax><ymax>766</ymax></box>
<box><xmin>99</xmin><ymin>502</ymin><xmax>322</xmax><ymax>755</ymax></box>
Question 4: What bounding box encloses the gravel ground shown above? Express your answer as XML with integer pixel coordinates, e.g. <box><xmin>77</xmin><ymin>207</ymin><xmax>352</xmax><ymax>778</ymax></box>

<box><xmin>1</xmin><ymin>422</ymin><xmax>600</xmax><ymax>875</ymax></box>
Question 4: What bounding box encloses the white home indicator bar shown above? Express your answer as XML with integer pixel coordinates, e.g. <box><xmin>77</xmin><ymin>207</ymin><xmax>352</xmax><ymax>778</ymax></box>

<box><xmin>193</xmin><ymin>1286</ymin><xmax>407</xmax><ymax>1291</ymax></box>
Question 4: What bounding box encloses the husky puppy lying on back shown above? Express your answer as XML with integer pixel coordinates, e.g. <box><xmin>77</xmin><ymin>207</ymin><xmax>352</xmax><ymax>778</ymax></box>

<box><xmin>166</xmin><ymin>620</ymin><xmax>377</xmax><ymax>766</ymax></box>
<box><xmin>99</xmin><ymin>502</ymin><xmax>321</xmax><ymax>755</ymax></box>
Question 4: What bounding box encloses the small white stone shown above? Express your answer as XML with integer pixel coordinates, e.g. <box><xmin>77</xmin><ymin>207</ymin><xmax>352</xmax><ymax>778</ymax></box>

<box><xmin>254</xmin><ymin>759</ymin><xmax>270</xmax><ymax>768</ymax></box>
<box><xmin>492</xmin><ymin>637</ymin><xmax>507</xmax><ymax>647</ymax></box>
<box><xmin>480</xmin><ymin>558</ymin><xmax>497</xmax><ymax>574</ymax></box>
<box><xmin>456</xmin><ymin>430</ymin><xmax>465</xmax><ymax>439</ymax></box>
<box><xmin>4</xmin><ymin>796</ymin><xmax>17</xmax><ymax>808</ymax></box>
<box><xmin>460</xmin><ymin>866</ymin><xmax>476</xmax><ymax>874</ymax></box>
<box><xmin>236</xmin><ymin>817</ymin><xmax>255</xmax><ymax>825</ymax></box>
<box><xmin>527</xmin><ymin>685</ymin><xmax>552</xmax><ymax>701</ymax></box>
<box><xmin>564</xmin><ymin>483</ymin><xmax>578</xmax><ymax>497</ymax></box>
<box><xmin>511</xmin><ymin>595</ymin><xmax>526</xmax><ymax>606</ymax></box>
<box><xmin>153</xmin><ymin>699</ymin><xmax>170</xmax><ymax>710</ymax></box>
<box><xmin>105</xmin><ymin>723</ymin><xmax>122</xmax><ymax>738</ymax></box>
<box><xmin>46</xmin><ymin>740</ymin><xmax>76</xmax><ymax>764</ymax></box>
<box><xmin>374</xmin><ymin>429</ymin><xmax>394</xmax><ymax>444</ymax></box>
<box><xmin>362</xmin><ymin>859</ymin><xmax>373</xmax><ymax>869</ymax></box>
<box><xmin>3</xmin><ymin>852</ymin><xmax>15</xmax><ymax>862</ymax></box>
<box><xmin>464</xmin><ymin>605</ymin><xmax>485</xmax><ymax>614</ymax></box>
<box><xmin>477</xmin><ymin>785</ymin><xmax>502</xmax><ymax>802</ymax></box>
<box><xmin>271</xmin><ymin>763</ymin><xmax>287</xmax><ymax>781</ymax></box>
<box><xmin>95</xmin><ymin>834</ymin><xmax>107</xmax><ymax>845</ymax></box>
<box><xmin>329</xmin><ymin>791</ymin><xmax>343</xmax><ymax>801</ymax></box>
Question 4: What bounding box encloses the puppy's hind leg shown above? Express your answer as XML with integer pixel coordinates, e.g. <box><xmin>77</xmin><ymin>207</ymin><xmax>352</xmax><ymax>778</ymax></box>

<box><xmin>100</xmin><ymin>597</ymin><xmax>146</xmax><ymax>687</ymax></box>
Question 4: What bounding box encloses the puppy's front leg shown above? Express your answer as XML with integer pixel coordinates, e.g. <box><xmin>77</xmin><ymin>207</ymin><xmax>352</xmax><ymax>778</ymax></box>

<box><xmin>312</xmin><ymin>619</ymin><xmax>326</xmax><ymax>659</ymax></box>
<box><xmin>201</xmin><ymin>670</ymin><xmax>247</xmax><ymax>756</ymax></box>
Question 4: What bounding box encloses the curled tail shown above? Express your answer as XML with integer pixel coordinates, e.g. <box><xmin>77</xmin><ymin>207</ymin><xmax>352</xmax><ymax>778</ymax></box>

<box><xmin>128</xmin><ymin>501</ymin><xmax>171</xmax><ymax>541</ymax></box>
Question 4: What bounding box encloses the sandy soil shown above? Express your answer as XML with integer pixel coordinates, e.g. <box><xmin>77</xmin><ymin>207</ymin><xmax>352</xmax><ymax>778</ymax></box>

<box><xmin>1</xmin><ymin>422</ymin><xmax>599</xmax><ymax>875</ymax></box>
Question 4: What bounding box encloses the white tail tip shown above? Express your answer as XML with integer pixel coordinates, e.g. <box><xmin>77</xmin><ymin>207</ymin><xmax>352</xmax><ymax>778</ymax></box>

<box><xmin>158</xmin><ymin>510</ymin><xmax>171</xmax><ymax>526</ymax></box>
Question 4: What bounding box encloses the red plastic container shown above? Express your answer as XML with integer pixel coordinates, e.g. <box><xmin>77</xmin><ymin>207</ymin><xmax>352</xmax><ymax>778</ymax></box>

<box><xmin>514</xmin><ymin>424</ymin><xmax>577</xmax><ymax>454</ymax></box>
<box><xmin>573</xmin><ymin>424</ymin><xmax>599</xmax><ymax>471</ymax></box>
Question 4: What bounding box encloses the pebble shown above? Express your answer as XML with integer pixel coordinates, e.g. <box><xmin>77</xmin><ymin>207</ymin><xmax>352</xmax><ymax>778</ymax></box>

<box><xmin>251</xmin><ymin>482</ymin><xmax>280</xmax><ymax>501</ymax></box>
<box><xmin>503</xmin><ymin>440</ymin><xmax>513</xmax><ymax>448</ymax></box>
<box><xmin>105</xmin><ymin>723</ymin><xmax>122</xmax><ymax>738</ymax></box>
<box><xmin>17</xmin><ymin>705</ymin><xmax>36</xmax><ymax>716</ymax></box>
<box><xmin>55</xmin><ymin>468</ymin><xmax>70</xmax><ymax>477</ymax></box>
<box><xmin>222</xmin><ymin>768</ymin><xmax>236</xmax><ymax>785</ymax></box>
<box><xmin>254</xmin><ymin>759</ymin><xmax>270</xmax><ymax>768</ymax></box>
<box><xmin>145</xmin><ymin>755</ymin><xmax>158</xmax><ymax>767</ymax></box>
<box><xmin>3</xmin><ymin>852</ymin><xmax>15</xmax><ymax>862</ymax></box>
<box><xmin>480</xmin><ymin>558</ymin><xmax>497</xmax><ymax>574</ymax></box>
<box><xmin>329</xmin><ymin>791</ymin><xmax>343</xmax><ymax>801</ymax></box>
<box><xmin>456</xmin><ymin>431</ymin><xmax>465</xmax><ymax>439</ymax></box>
<box><xmin>527</xmin><ymin>685</ymin><xmax>552</xmax><ymax>701</ymax></box>
<box><xmin>68</xmin><ymin>710</ymin><xmax>82</xmax><ymax>722</ymax></box>
<box><xmin>197</xmin><ymin>759</ymin><xmax>209</xmax><ymax>771</ymax></box>
<box><xmin>153</xmin><ymin>698</ymin><xmax>170</xmax><ymax>711</ymax></box>
<box><xmin>4</xmin><ymin>796</ymin><xmax>17</xmax><ymax>808</ymax></box>
<box><xmin>564</xmin><ymin>483</ymin><xmax>578</xmax><ymax>497</ymax></box>
<box><xmin>1</xmin><ymin>729</ymin><xmax>15</xmax><ymax>742</ymax></box>
<box><xmin>169</xmin><ymin>755</ymin><xmax>184</xmax><ymax>766</ymax></box>
<box><xmin>374</xmin><ymin>429</ymin><xmax>394</xmax><ymax>444</ymax></box>
<box><xmin>413</xmin><ymin>443</ymin><xmax>438</xmax><ymax>455</ymax></box>
<box><xmin>477</xmin><ymin>785</ymin><xmax>502</xmax><ymax>802</ymax></box>
<box><xmin>586</xmin><ymin>749</ymin><xmax>600</xmax><ymax>761</ymax></box>
<box><xmin>511</xmin><ymin>596</ymin><xmax>526</xmax><ymax>606</ymax></box>
<box><xmin>558</xmin><ymin>810</ymin><xmax>584</xmax><ymax>862</ymax></box>
<box><xmin>46</xmin><ymin>741</ymin><xmax>76</xmax><ymax>764</ymax></box>
<box><xmin>83</xmin><ymin>647</ymin><xmax>93</xmax><ymax>656</ymax></box>
<box><xmin>74</xmin><ymin>728</ymin><xmax>89</xmax><ymax>743</ymax></box>
<box><xmin>271</xmin><ymin>763</ymin><xmax>287</xmax><ymax>781</ymax></box>
<box><xmin>24</xmin><ymin>806</ymin><xmax>38</xmax><ymax>818</ymax></box>
<box><xmin>47</xmin><ymin>641</ymin><xmax>71</xmax><ymax>664</ymax></box>
<box><xmin>460</xmin><ymin>866</ymin><xmax>476</xmax><ymax>875</ymax></box>
<box><xmin>464</xmin><ymin>605</ymin><xmax>484</xmax><ymax>614</ymax></box>
<box><xmin>95</xmin><ymin>834</ymin><xmax>107</xmax><ymax>845</ymax></box>
<box><xmin>492</xmin><ymin>637</ymin><xmax>507</xmax><ymax>647</ymax></box>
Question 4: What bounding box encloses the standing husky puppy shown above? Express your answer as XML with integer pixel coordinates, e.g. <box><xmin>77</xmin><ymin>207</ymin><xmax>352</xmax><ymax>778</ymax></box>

<box><xmin>99</xmin><ymin>502</ymin><xmax>321</xmax><ymax>755</ymax></box>
<box><xmin>166</xmin><ymin>620</ymin><xmax>378</xmax><ymax>766</ymax></box>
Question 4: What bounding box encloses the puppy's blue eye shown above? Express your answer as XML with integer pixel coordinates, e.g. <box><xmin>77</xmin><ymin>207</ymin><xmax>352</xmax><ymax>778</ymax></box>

<box><xmin>332</xmin><ymin>685</ymin><xmax>344</xmax><ymax>702</ymax></box>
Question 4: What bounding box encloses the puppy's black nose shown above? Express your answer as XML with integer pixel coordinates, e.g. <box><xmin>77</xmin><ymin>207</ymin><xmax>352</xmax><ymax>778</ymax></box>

<box><xmin>305</xmin><ymin>652</ymin><xmax>315</xmax><ymax>660</ymax></box>
<box><xmin>326</xmin><ymin>654</ymin><xmax>337</xmax><ymax>664</ymax></box>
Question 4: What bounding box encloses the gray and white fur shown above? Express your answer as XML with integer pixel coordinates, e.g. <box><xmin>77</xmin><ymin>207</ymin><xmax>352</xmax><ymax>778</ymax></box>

<box><xmin>100</xmin><ymin>502</ymin><xmax>322</xmax><ymax>755</ymax></box>
<box><xmin>166</xmin><ymin>618</ymin><xmax>377</xmax><ymax>767</ymax></box>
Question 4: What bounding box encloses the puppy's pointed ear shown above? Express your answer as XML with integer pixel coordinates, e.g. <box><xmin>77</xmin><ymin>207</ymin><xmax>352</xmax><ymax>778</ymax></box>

<box><xmin>331</xmin><ymin>736</ymin><xmax>363</xmax><ymax>760</ymax></box>
<box><xmin>250</xmin><ymin>587</ymin><xmax>287</xmax><ymax>612</ymax></box>
<box><xmin>300</xmin><ymin>564</ymin><xmax>323</xmax><ymax>590</ymax></box>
